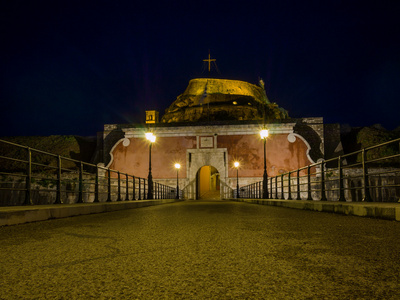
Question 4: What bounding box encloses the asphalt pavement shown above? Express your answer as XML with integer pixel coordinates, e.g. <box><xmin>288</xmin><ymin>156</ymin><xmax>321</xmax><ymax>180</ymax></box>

<box><xmin>1</xmin><ymin>200</ymin><xmax>400</xmax><ymax>299</ymax></box>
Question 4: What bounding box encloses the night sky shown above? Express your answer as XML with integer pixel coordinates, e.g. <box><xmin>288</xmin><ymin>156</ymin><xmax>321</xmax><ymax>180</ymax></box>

<box><xmin>2</xmin><ymin>1</ymin><xmax>400</xmax><ymax>137</ymax></box>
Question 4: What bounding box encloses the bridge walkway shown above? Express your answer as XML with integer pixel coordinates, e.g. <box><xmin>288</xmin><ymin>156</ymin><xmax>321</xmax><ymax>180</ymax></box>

<box><xmin>1</xmin><ymin>200</ymin><xmax>400</xmax><ymax>299</ymax></box>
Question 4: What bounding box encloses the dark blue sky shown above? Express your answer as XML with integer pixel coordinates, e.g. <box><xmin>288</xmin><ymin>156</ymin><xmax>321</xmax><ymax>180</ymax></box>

<box><xmin>1</xmin><ymin>0</ymin><xmax>400</xmax><ymax>136</ymax></box>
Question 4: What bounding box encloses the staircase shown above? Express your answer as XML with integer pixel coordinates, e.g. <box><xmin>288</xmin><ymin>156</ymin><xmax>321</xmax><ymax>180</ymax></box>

<box><xmin>199</xmin><ymin>190</ymin><xmax>221</xmax><ymax>200</ymax></box>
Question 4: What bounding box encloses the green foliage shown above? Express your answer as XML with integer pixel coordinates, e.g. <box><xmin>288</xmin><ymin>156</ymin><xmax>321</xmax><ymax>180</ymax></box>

<box><xmin>0</xmin><ymin>135</ymin><xmax>96</xmax><ymax>173</ymax></box>
<box><xmin>356</xmin><ymin>126</ymin><xmax>400</xmax><ymax>165</ymax></box>
<box><xmin>266</xmin><ymin>103</ymin><xmax>289</xmax><ymax>120</ymax></box>
<box><xmin>258</xmin><ymin>78</ymin><xmax>270</xmax><ymax>104</ymax></box>
<box><xmin>37</xmin><ymin>178</ymin><xmax>55</xmax><ymax>188</ymax></box>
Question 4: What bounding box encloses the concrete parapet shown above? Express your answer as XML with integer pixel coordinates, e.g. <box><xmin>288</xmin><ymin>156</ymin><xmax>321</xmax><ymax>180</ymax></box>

<box><xmin>229</xmin><ymin>198</ymin><xmax>400</xmax><ymax>222</ymax></box>
<box><xmin>0</xmin><ymin>199</ymin><xmax>182</xmax><ymax>226</ymax></box>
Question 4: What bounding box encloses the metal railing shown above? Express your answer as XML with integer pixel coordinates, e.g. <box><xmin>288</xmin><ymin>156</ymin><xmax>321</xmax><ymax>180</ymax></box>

<box><xmin>236</xmin><ymin>137</ymin><xmax>400</xmax><ymax>202</ymax></box>
<box><xmin>0</xmin><ymin>139</ymin><xmax>181</xmax><ymax>206</ymax></box>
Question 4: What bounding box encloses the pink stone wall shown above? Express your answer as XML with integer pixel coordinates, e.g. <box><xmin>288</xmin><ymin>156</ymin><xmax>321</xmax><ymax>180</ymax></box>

<box><xmin>108</xmin><ymin>133</ymin><xmax>311</xmax><ymax>179</ymax></box>
<box><xmin>217</xmin><ymin>134</ymin><xmax>311</xmax><ymax>178</ymax></box>
<box><xmin>109</xmin><ymin>136</ymin><xmax>196</xmax><ymax>179</ymax></box>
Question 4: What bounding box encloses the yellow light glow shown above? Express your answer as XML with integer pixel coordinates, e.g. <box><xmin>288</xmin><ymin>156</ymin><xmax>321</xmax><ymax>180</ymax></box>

<box><xmin>234</xmin><ymin>161</ymin><xmax>239</xmax><ymax>168</ymax></box>
<box><xmin>260</xmin><ymin>129</ymin><xmax>269</xmax><ymax>139</ymax></box>
<box><xmin>175</xmin><ymin>163</ymin><xmax>181</xmax><ymax>169</ymax></box>
<box><xmin>145</xmin><ymin>132</ymin><xmax>156</xmax><ymax>143</ymax></box>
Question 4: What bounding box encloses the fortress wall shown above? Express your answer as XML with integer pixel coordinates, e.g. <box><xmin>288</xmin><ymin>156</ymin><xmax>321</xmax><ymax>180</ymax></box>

<box><xmin>108</xmin><ymin>132</ymin><xmax>312</xmax><ymax>180</ymax></box>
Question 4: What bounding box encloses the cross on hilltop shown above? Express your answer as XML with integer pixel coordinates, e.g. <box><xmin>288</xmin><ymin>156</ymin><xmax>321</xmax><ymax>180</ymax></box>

<box><xmin>202</xmin><ymin>51</ymin><xmax>220</xmax><ymax>74</ymax></box>
<box><xmin>203</xmin><ymin>52</ymin><xmax>216</xmax><ymax>72</ymax></box>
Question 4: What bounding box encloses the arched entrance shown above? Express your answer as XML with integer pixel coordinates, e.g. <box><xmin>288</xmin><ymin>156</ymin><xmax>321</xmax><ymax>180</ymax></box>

<box><xmin>196</xmin><ymin>166</ymin><xmax>220</xmax><ymax>199</ymax></box>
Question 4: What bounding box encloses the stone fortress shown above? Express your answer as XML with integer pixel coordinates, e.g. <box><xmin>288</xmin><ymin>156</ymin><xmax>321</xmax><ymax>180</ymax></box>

<box><xmin>98</xmin><ymin>76</ymin><xmax>342</xmax><ymax>200</ymax></box>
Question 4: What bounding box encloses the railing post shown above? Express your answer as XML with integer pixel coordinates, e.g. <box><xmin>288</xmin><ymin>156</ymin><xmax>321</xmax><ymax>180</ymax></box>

<box><xmin>138</xmin><ymin>177</ymin><xmax>141</xmax><ymax>200</ymax></box>
<box><xmin>24</xmin><ymin>147</ymin><xmax>32</xmax><ymax>205</ymax></box>
<box><xmin>296</xmin><ymin>169</ymin><xmax>301</xmax><ymax>200</ymax></box>
<box><xmin>142</xmin><ymin>178</ymin><xmax>145</xmax><ymax>199</ymax></box>
<box><xmin>281</xmin><ymin>174</ymin><xmax>284</xmax><ymax>200</ymax></box>
<box><xmin>362</xmin><ymin>148</ymin><xmax>372</xmax><ymax>202</ymax></box>
<box><xmin>287</xmin><ymin>172</ymin><xmax>292</xmax><ymax>200</ymax></box>
<box><xmin>132</xmin><ymin>176</ymin><xmax>136</xmax><ymax>200</ymax></box>
<box><xmin>125</xmin><ymin>174</ymin><xmax>129</xmax><ymax>201</ymax></box>
<box><xmin>78</xmin><ymin>162</ymin><xmax>83</xmax><ymax>203</ymax></box>
<box><xmin>117</xmin><ymin>171</ymin><xmax>122</xmax><ymax>201</ymax></box>
<box><xmin>275</xmin><ymin>176</ymin><xmax>278</xmax><ymax>199</ymax></box>
<box><xmin>307</xmin><ymin>165</ymin><xmax>312</xmax><ymax>200</ymax></box>
<box><xmin>269</xmin><ymin>177</ymin><xmax>272</xmax><ymax>199</ymax></box>
<box><xmin>320</xmin><ymin>161</ymin><xmax>327</xmax><ymax>201</ymax></box>
<box><xmin>338</xmin><ymin>156</ymin><xmax>346</xmax><ymax>202</ymax></box>
<box><xmin>106</xmin><ymin>169</ymin><xmax>112</xmax><ymax>202</ymax></box>
<box><xmin>94</xmin><ymin>165</ymin><xmax>99</xmax><ymax>203</ymax></box>
<box><xmin>55</xmin><ymin>155</ymin><xmax>62</xmax><ymax>204</ymax></box>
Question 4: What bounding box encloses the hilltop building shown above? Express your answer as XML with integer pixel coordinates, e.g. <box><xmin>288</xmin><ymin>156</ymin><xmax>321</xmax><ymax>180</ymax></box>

<box><xmin>98</xmin><ymin>78</ymin><xmax>342</xmax><ymax>199</ymax></box>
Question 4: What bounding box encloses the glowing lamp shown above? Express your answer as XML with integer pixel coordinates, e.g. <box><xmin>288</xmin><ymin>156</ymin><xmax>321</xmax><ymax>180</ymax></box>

<box><xmin>260</xmin><ymin>129</ymin><xmax>269</xmax><ymax>139</ymax></box>
<box><xmin>145</xmin><ymin>132</ymin><xmax>156</xmax><ymax>143</ymax></box>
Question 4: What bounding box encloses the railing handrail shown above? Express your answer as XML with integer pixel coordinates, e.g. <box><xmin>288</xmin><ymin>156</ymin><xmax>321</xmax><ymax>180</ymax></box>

<box><xmin>237</xmin><ymin>136</ymin><xmax>400</xmax><ymax>202</ymax></box>
<box><xmin>0</xmin><ymin>138</ymin><xmax>182</xmax><ymax>205</ymax></box>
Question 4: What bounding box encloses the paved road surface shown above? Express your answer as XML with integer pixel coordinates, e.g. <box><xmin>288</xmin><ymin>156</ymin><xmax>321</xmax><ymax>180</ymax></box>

<box><xmin>1</xmin><ymin>200</ymin><xmax>400</xmax><ymax>299</ymax></box>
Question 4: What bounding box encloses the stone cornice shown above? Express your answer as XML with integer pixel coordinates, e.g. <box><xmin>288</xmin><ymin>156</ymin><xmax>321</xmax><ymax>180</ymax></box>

<box><xmin>122</xmin><ymin>122</ymin><xmax>296</xmax><ymax>138</ymax></box>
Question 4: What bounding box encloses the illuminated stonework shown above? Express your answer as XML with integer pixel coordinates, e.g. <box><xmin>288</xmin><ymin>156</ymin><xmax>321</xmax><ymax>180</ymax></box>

<box><xmin>161</xmin><ymin>78</ymin><xmax>288</xmax><ymax>123</ymax></box>
<box><xmin>145</xmin><ymin>110</ymin><xmax>159</xmax><ymax>124</ymax></box>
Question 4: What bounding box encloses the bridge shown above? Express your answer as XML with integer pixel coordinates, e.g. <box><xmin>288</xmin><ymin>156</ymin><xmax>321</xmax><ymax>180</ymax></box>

<box><xmin>1</xmin><ymin>138</ymin><xmax>400</xmax><ymax>298</ymax></box>
<box><xmin>1</xmin><ymin>199</ymin><xmax>400</xmax><ymax>299</ymax></box>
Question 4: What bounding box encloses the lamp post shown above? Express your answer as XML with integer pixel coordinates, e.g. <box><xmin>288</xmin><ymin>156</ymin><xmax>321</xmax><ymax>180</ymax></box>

<box><xmin>145</xmin><ymin>132</ymin><xmax>156</xmax><ymax>199</ymax></box>
<box><xmin>175</xmin><ymin>163</ymin><xmax>181</xmax><ymax>199</ymax></box>
<box><xmin>234</xmin><ymin>161</ymin><xmax>240</xmax><ymax>198</ymax></box>
<box><xmin>260</xmin><ymin>129</ymin><xmax>269</xmax><ymax>199</ymax></box>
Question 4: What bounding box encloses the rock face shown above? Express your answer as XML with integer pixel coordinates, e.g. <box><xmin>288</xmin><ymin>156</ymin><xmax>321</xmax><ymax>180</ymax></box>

<box><xmin>161</xmin><ymin>78</ymin><xmax>288</xmax><ymax>123</ymax></box>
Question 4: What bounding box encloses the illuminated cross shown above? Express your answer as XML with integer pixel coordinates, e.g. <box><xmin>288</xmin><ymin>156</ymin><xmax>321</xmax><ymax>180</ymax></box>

<box><xmin>203</xmin><ymin>52</ymin><xmax>216</xmax><ymax>72</ymax></box>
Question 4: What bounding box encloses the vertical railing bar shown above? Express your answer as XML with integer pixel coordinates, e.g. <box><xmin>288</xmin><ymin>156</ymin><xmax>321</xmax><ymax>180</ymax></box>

<box><xmin>138</xmin><ymin>177</ymin><xmax>141</xmax><ymax>200</ymax></box>
<box><xmin>117</xmin><ymin>171</ymin><xmax>122</xmax><ymax>201</ymax></box>
<box><xmin>78</xmin><ymin>161</ymin><xmax>83</xmax><ymax>203</ymax></box>
<box><xmin>362</xmin><ymin>148</ymin><xmax>372</xmax><ymax>202</ymax></box>
<box><xmin>144</xmin><ymin>179</ymin><xmax>147</xmax><ymax>199</ymax></box>
<box><xmin>132</xmin><ymin>176</ymin><xmax>136</xmax><ymax>200</ymax></box>
<box><xmin>94</xmin><ymin>165</ymin><xmax>99</xmax><ymax>202</ymax></box>
<box><xmin>307</xmin><ymin>165</ymin><xmax>312</xmax><ymax>200</ymax></box>
<box><xmin>338</xmin><ymin>156</ymin><xmax>346</xmax><ymax>202</ymax></box>
<box><xmin>107</xmin><ymin>169</ymin><xmax>112</xmax><ymax>202</ymax></box>
<box><xmin>55</xmin><ymin>155</ymin><xmax>62</xmax><ymax>204</ymax></box>
<box><xmin>24</xmin><ymin>147</ymin><xmax>32</xmax><ymax>205</ymax></box>
<box><xmin>296</xmin><ymin>169</ymin><xmax>301</xmax><ymax>200</ymax></box>
<box><xmin>125</xmin><ymin>174</ymin><xmax>129</xmax><ymax>201</ymax></box>
<box><xmin>269</xmin><ymin>177</ymin><xmax>272</xmax><ymax>199</ymax></box>
<box><xmin>320</xmin><ymin>161</ymin><xmax>327</xmax><ymax>201</ymax></box>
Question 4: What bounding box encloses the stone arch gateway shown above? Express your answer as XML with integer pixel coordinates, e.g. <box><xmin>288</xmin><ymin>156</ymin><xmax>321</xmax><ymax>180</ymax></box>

<box><xmin>185</xmin><ymin>148</ymin><xmax>228</xmax><ymax>200</ymax></box>
<box><xmin>196</xmin><ymin>165</ymin><xmax>220</xmax><ymax>199</ymax></box>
